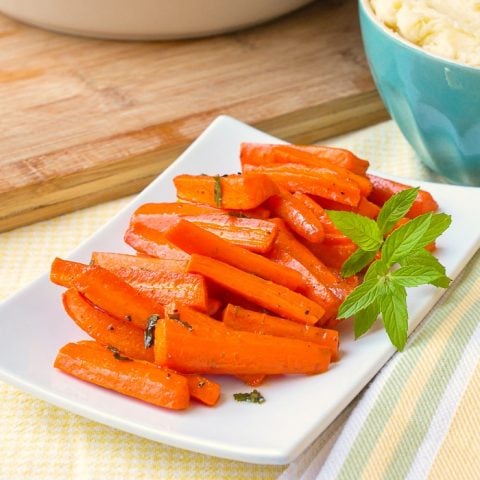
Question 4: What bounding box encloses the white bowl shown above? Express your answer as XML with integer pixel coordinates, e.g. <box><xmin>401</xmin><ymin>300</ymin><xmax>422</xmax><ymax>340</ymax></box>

<box><xmin>0</xmin><ymin>0</ymin><xmax>315</xmax><ymax>40</ymax></box>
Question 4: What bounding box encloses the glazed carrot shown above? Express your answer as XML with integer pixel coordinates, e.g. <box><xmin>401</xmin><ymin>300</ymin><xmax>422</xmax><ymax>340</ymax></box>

<box><xmin>185</xmin><ymin>375</ymin><xmax>221</xmax><ymax>407</ymax></box>
<box><xmin>73</xmin><ymin>265</ymin><xmax>163</xmax><ymax>329</ymax></box>
<box><xmin>55</xmin><ymin>341</ymin><xmax>190</xmax><ymax>410</ymax></box>
<box><xmin>267</xmin><ymin>188</ymin><xmax>325</xmax><ymax>243</ymax></box>
<box><xmin>367</xmin><ymin>174</ymin><xmax>438</xmax><ymax>218</ymax></box>
<box><xmin>187</xmin><ymin>254</ymin><xmax>325</xmax><ymax>325</ymax></box>
<box><xmin>242</xmin><ymin>163</ymin><xmax>362</xmax><ymax>207</ymax></box>
<box><xmin>317</xmin><ymin>196</ymin><xmax>381</xmax><ymax>219</ymax></box>
<box><xmin>173</xmin><ymin>173</ymin><xmax>277</xmax><ymax>210</ymax></box>
<box><xmin>50</xmin><ymin>257</ymin><xmax>90</xmax><ymax>288</ymax></box>
<box><xmin>62</xmin><ymin>288</ymin><xmax>154</xmax><ymax>362</ymax></box>
<box><xmin>164</xmin><ymin>219</ymin><xmax>304</xmax><ymax>292</ymax></box>
<box><xmin>132</xmin><ymin>211</ymin><xmax>278</xmax><ymax>254</ymax></box>
<box><xmin>240</xmin><ymin>143</ymin><xmax>369</xmax><ymax>175</ymax></box>
<box><xmin>236</xmin><ymin>374</ymin><xmax>267</xmax><ymax>387</ymax></box>
<box><xmin>306</xmin><ymin>241</ymin><xmax>358</xmax><ymax>270</ymax></box>
<box><xmin>124</xmin><ymin>224</ymin><xmax>190</xmax><ymax>262</ymax></box>
<box><xmin>222</xmin><ymin>304</ymin><xmax>340</xmax><ymax>361</ymax></box>
<box><xmin>291</xmin><ymin>193</ymin><xmax>353</xmax><ymax>245</ymax></box>
<box><xmin>241</xmin><ymin>144</ymin><xmax>372</xmax><ymax>195</ymax></box>
<box><xmin>91</xmin><ymin>251</ymin><xmax>188</xmax><ymax>274</ymax></box>
<box><xmin>154</xmin><ymin>305</ymin><xmax>331</xmax><ymax>375</ymax></box>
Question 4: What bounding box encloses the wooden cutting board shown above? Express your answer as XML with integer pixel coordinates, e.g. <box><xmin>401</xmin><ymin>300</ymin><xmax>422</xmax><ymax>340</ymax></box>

<box><xmin>0</xmin><ymin>0</ymin><xmax>388</xmax><ymax>232</ymax></box>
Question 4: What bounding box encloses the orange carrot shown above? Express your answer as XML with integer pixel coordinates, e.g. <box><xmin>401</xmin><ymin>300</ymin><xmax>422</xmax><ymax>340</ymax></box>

<box><xmin>187</xmin><ymin>254</ymin><xmax>325</xmax><ymax>325</ymax></box>
<box><xmin>240</xmin><ymin>143</ymin><xmax>370</xmax><ymax>175</ymax></box>
<box><xmin>62</xmin><ymin>288</ymin><xmax>154</xmax><ymax>362</ymax></box>
<box><xmin>367</xmin><ymin>174</ymin><xmax>438</xmax><ymax>218</ymax></box>
<box><xmin>50</xmin><ymin>257</ymin><xmax>89</xmax><ymax>288</ymax></box>
<box><xmin>173</xmin><ymin>173</ymin><xmax>277</xmax><ymax>210</ymax></box>
<box><xmin>222</xmin><ymin>304</ymin><xmax>339</xmax><ymax>361</ymax></box>
<box><xmin>242</xmin><ymin>163</ymin><xmax>362</xmax><ymax>207</ymax></box>
<box><xmin>164</xmin><ymin>219</ymin><xmax>304</xmax><ymax>292</ymax></box>
<box><xmin>317</xmin><ymin>196</ymin><xmax>381</xmax><ymax>219</ymax></box>
<box><xmin>55</xmin><ymin>341</ymin><xmax>190</xmax><ymax>410</ymax></box>
<box><xmin>132</xmin><ymin>210</ymin><xmax>278</xmax><ymax>254</ymax></box>
<box><xmin>306</xmin><ymin>242</ymin><xmax>359</xmax><ymax>270</ymax></box>
<box><xmin>73</xmin><ymin>265</ymin><xmax>163</xmax><ymax>329</ymax></box>
<box><xmin>154</xmin><ymin>305</ymin><xmax>331</xmax><ymax>375</ymax></box>
<box><xmin>124</xmin><ymin>224</ymin><xmax>190</xmax><ymax>262</ymax></box>
<box><xmin>91</xmin><ymin>251</ymin><xmax>188</xmax><ymax>274</ymax></box>
<box><xmin>267</xmin><ymin>188</ymin><xmax>325</xmax><ymax>243</ymax></box>
<box><xmin>185</xmin><ymin>375</ymin><xmax>221</xmax><ymax>406</ymax></box>
<box><xmin>236</xmin><ymin>374</ymin><xmax>267</xmax><ymax>387</ymax></box>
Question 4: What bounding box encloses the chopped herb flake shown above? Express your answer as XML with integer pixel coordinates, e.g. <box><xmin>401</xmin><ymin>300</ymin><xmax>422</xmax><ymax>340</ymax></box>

<box><xmin>213</xmin><ymin>175</ymin><xmax>222</xmax><ymax>208</ymax></box>
<box><xmin>169</xmin><ymin>312</ymin><xmax>193</xmax><ymax>331</ymax></box>
<box><xmin>107</xmin><ymin>345</ymin><xmax>132</xmax><ymax>362</ymax></box>
<box><xmin>233</xmin><ymin>389</ymin><xmax>265</xmax><ymax>404</ymax></box>
<box><xmin>144</xmin><ymin>314</ymin><xmax>161</xmax><ymax>349</ymax></box>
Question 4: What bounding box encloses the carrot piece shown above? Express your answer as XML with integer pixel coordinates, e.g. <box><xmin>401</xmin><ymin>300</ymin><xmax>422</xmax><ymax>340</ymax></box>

<box><xmin>154</xmin><ymin>305</ymin><xmax>331</xmax><ymax>375</ymax></box>
<box><xmin>50</xmin><ymin>257</ymin><xmax>90</xmax><ymax>288</ymax></box>
<box><xmin>62</xmin><ymin>288</ymin><xmax>154</xmax><ymax>362</ymax></box>
<box><xmin>240</xmin><ymin>143</ymin><xmax>370</xmax><ymax>175</ymax></box>
<box><xmin>124</xmin><ymin>224</ymin><xmax>190</xmax><ymax>262</ymax></box>
<box><xmin>317</xmin><ymin>196</ymin><xmax>381</xmax><ymax>219</ymax></box>
<box><xmin>241</xmin><ymin>144</ymin><xmax>372</xmax><ymax>195</ymax></box>
<box><xmin>367</xmin><ymin>174</ymin><xmax>438</xmax><ymax>218</ymax></box>
<box><xmin>266</xmin><ymin>188</ymin><xmax>325</xmax><ymax>243</ymax></box>
<box><xmin>173</xmin><ymin>173</ymin><xmax>277</xmax><ymax>210</ymax></box>
<box><xmin>242</xmin><ymin>163</ymin><xmax>361</xmax><ymax>207</ymax></box>
<box><xmin>54</xmin><ymin>341</ymin><xmax>190</xmax><ymax>410</ymax></box>
<box><xmin>236</xmin><ymin>374</ymin><xmax>267</xmax><ymax>387</ymax></box>
<box><xmin>291</xmin><ymin>193</ymin><xmax>352</xmax><ymax>245</ymax></box>
<box><xmin>306</xmin><ymin>242</ymin><xmax>359</xmax><ymax>270</ymax></box>
<box><xmin>164</xmin><ymin>219</ymin><xmax>304</xmax><ymax>292</ymax></box>
<box><xmin>185</xmin><ymin>375</ymin><xmax>221</xmax><ymax>407</ymax></box>
<box><xmin>132</xmin><ymin>210</ymin><xmax>278</xmax><ymax>254</ymax></box>
<box><xmin>91</xmin><ymin>251</ymin><xmax>187</xmax><ymax>274</ymax></box>
<box><xmin>223</xmin><ymin>304</ymin><xmax>340</xmax><ymax>361</ymax></box>
<box><xmin>187</xmin><ymin>254</ymin><xmax>325</xmax><ymax>325</ymax></box>
<box><xmin>73</xmin><ymin>265</ymin><xmax>163</xmax><ymax>329</ymax></box>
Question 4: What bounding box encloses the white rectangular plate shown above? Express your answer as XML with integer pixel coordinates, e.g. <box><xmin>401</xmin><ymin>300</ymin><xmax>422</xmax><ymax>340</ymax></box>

<box><xmin>0</xmin><ymin>116</ymin><xmax>479</xmax><ymax>465</ymax></box>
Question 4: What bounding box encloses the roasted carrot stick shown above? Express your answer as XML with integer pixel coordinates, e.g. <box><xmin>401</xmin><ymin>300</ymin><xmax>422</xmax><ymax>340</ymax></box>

<box><xmin>240</xmin><ymin>144</ymin><xmax>372</xmax><ymax>195</ymax></box>
<box><xmin>173</xmin><ymin>173</ymin><xmax>277</xmax><ymax>210</ymax></box>
<box><xmin>73</xmin><ymin>265</ymin><xmax>164</xmax><ymax>329</ymax></box>
<box><xmin>367</xmin><ymin>174</ymin><xmax>438</xmax><ymax>218</ymax></box>
<box><xmin>50</xmin><ymin>257</ymin><xmax>90</xmax><ymax>288</ymax></box>
<box><xmin>185</xmin><ymin>375</ymin><xmax>221</xmax><ymax>407</ymax></box>
<box><xmin>124</xmin><ymin>223</ymin><xmax>190</xmax><ymax>262</ymax></box>
<box><xmin>62</xmin><ymin>288</ymin><xmax>154</xmax><ymax>362</ymax></box>
<box><xmin>132</xmin><ymin>211</ymin><xmax>278</xmax><ymax>254</ymax></box>
<box><xmin>240</xmin><ymin>143</ymin><xmax>370</xmax><ymax>175</ymax></box>
<box><xmin>91</xmin><ymin>251</ymin><xmax>188</xmax><ymax>274</ymax></box>
<box><xmin>164</xmin><ymin>219</ymin><xmax>304</xmax><ymax>292</ymax></box>
<box><xmin>154</xmin><ymin>305</ymin><xmax>331</xmax><ymax>375</ymax></box>
<box><xmin>222</xmin><ymin>304</ymin><xmax>339</xmax><ymax>361</ymax></box>
<box><xmin>267</xmin><ymin>188</ymin><xmax>325</xmax><ymax>243</ymax></box>
<box><xmin>55</xmin><ymin>341</ymin><xmax>190</xmax><ymax>410</ymax></box>
<box><xmin>242</xmin><ymin>163</ymin><xmax>362</xmax><ymax>207</ymax></box>
<box><xmin>306</xmin><ymin>241</ymin><xmax>359</xmax><ymax>270</ymax></box>
<box><xmin>187</xmin><ymin>254</ymin><xmax>325</xmax><ymax>325</ymax></box>
<box><xmin>317</xmin><ymin>196</ymin><xmax>381</xmax><ymax>219</ymax></box>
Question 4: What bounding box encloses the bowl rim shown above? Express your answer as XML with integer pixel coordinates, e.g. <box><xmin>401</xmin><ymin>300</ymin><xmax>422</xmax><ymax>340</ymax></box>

<box><xmin>358</xmin><ymin>0</ymin><xmax>480</xmax><ymax>72</ymax></box>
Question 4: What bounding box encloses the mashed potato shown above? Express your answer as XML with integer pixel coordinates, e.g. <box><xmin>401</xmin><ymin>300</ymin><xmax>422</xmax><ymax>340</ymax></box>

<box><xmin>370</xmin><ymin>0</ymin><xmax>480</xmax><ymax>67</ymax></box>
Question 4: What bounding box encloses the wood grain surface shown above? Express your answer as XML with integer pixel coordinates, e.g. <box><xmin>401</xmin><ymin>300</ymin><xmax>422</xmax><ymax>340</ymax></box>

<box><xmin>0</xmin><ymin>0</ymin><xmax>388</xmax><ymax>231</ymax></box>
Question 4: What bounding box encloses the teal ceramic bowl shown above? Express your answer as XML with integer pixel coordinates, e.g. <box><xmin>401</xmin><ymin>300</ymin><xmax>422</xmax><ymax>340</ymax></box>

<box><xmin>359</xmin><ymin>0</ymin><xmax>480</xmax><ymax>186</ymax></box>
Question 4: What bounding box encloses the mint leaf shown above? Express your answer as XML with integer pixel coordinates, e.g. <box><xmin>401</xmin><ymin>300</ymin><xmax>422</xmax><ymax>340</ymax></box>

<box><xmin>354</xmin><ymin>300</ymin><xmax>380</xmax><ymax>339</ymax></box>
<box><xmin>381</xmin><ymin>213</ymin><xmax>432</xmax><ymax>265</ymax></box>
<box><xmin>379</xmin><ymin>282</ymin><xmax>408</xmax><ymax>351</ymax></box>
<box><xmin>327</xmin><ymin>211</ymin><xmax>382</xmax><ymax>252</ymax></box>
<box><xmin>377</xmin><ymin>187</ymin><xmax>419</xmax><ymax>234</ymax></box>
<box><xmin>364</xmin><ymin>259</ymin><xmax>389</xmax><ymax>282</ymax></box>
<box><xmin>416</xmin><ymin>213</ymin><xmax>452</xmax><ymax>247</ymax></box>
<box><xmin>390</xmin><ymin>265</ymin><xmax>445</xmax><ymax>287</ymax></box>
<box><xmin>341</xmin><ymin>248</ymin><xmax>377</xmax><ymax>277</ymax></box>
<box><xmin>337</xmin><ymin>277</ymin><xmax>385</xmax><ymax>318</ymax></box>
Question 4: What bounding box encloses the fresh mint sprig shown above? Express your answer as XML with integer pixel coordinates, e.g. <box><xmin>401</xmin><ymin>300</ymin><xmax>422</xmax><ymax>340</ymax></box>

<box><xmin>328</xmin><ymin>188</ymin><xmax>452</xmax><ymax>351</ymax></box>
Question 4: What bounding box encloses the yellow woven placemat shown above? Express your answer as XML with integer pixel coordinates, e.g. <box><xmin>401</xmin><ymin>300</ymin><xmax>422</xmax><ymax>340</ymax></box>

<box><xmin>0</xmin><ymin>120</ymin><xmax>446</xmax><ymax>479</ymax></box>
